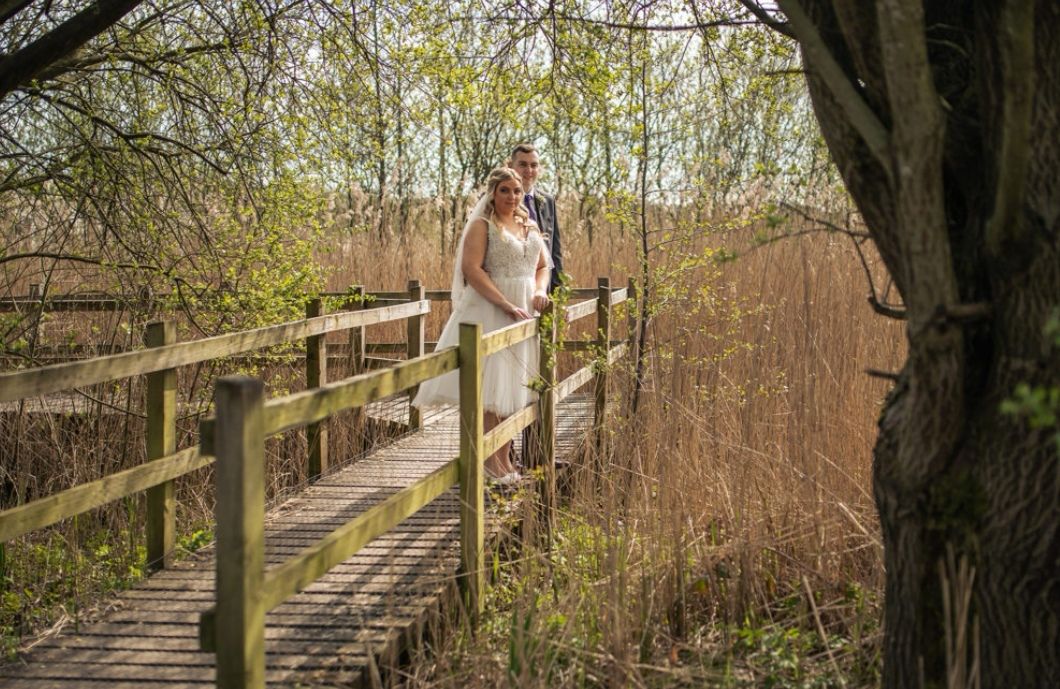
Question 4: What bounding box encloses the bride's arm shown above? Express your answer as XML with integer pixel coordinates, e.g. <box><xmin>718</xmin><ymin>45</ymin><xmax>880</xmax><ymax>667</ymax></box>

<box><xmin>462</xmin><ymin>219</ymin><xmax>531</xmax><ymax>320</ymax></box>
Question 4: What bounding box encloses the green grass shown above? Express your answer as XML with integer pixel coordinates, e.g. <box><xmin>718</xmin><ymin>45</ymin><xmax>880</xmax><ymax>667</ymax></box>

<box><xmin>0</xmin><ymin>518</ymin><xmax>215</xmax><ymax>659</ymax></box>
<box><xmin>403</xmin><ymin>497</ymin><xmax>881</xmax><ymax>688</ymax></box>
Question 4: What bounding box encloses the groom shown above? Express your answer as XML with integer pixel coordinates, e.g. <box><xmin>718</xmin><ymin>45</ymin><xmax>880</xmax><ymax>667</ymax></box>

<box><xmin>509</xmin><ymin>143</ymin><xmax>564</xmax><ymax>293</ymax></box>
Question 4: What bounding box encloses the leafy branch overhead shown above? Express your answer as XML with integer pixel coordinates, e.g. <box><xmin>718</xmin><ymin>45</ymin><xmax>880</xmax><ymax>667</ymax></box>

<box><xmin>2</xmin><ymin>1</ymin><xmax>824</xmax><ymax>343</ymax></box>
<box><xmin>0</xmin><ymin>0</ymin><xmax>145</xmax><ymax>99</ymax></box>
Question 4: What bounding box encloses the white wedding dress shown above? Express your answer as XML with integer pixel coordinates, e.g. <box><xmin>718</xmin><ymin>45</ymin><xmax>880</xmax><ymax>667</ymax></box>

<box><xmin>412</xmin><ymin>218</ymin><xmax>545</xmax><ymax>417</ymax></box>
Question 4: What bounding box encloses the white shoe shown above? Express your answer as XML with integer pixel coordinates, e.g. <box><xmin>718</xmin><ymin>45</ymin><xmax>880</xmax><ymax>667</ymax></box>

<box><xmin>496</xmin><ymin>471</ymin><xmax>521</xmax><ymax>486</ymax></box>
<box><xmin>486</xmin><ymin>469</ymin><xmax>521</xmax><ymax>486</ymax></box>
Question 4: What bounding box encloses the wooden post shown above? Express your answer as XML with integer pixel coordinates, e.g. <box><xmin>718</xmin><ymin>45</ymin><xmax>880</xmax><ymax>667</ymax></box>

<box><xmin>145</xmin><ymin>321</ymin><xmax>176</xmax><ymax>570</ymax></box>
<box><xmin>346</xmin><ymin>286</ymin><xmax>366</xmax><ymax>377</ymax></box>
<box><xmin>406</xmin><ymin>279</ymin><xmax>426</xmax><ymax>430</ymax></box>
<box><xmin>627</xmin><ymin>276</ymin><xmax>637</xmax><ymax>353</ymax></box>
<box><xmin>595</xmin><ymin>277</ymin><xmax>611</xmax><ymax>455</ymax></box>
<box><xmin>346</xmin><ymin>286</ymin><xmax>366</xmax><ymax>453</ymax></box>
<box><xmin>214</xmin><ymin>376</ymin><xmax>266</xmax><ymax>689</ymax></box>
<box><xmin>536</xmin><ymin>303</ymin><xmax>557</xmax><ymax>540</ymax></box>
<box><xmin>306</xmin><ymin>298</ymin><xmax>328</xmax><ymax>480</ymax></box>
<box><xmin>28</xmin><ymin>283</ymin><xmax>40</xmax><ymax>299</ymax></box>
<box><xmin>457</xmin><ymin>322</ymin><xmax>484</xmax><ymax>620</ymax></box>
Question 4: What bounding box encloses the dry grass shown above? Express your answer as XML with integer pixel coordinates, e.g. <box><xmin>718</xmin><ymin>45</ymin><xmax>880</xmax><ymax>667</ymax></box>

<box><xmin>0</xmin><ymin>196</ymin><xmax>905</xmax><ymax>685</ymax></box>
<box><xmin>390</xmin><ymin>202</ymin><xmax>904</xmax><ymax>687</ymax></box>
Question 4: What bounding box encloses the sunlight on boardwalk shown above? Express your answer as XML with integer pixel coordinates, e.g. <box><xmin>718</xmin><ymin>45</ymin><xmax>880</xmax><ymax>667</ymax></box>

<box><xmin>0</xmin><ymin>395</ymin><xmax>592</xmax><ymax>688</ymax></box>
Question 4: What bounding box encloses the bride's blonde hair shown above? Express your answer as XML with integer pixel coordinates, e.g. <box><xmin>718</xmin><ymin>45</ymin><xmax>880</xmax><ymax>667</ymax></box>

<box><xmin>479</xmin><ymin>167</ymin><xmax>530</xmax><ymax>224</ymax></box>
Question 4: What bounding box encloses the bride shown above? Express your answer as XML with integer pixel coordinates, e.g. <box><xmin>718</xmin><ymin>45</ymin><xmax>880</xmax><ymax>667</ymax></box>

<box><xmin>412</xmin><ymin>167</ymin><xmax>552</xmax><ymax>483</ymax></box>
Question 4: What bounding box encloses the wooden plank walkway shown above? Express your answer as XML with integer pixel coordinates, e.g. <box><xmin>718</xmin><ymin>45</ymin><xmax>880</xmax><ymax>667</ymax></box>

<box><xmin>0</xmin><ymin>394</ymin><xmax>593</xmax><ymax>688</ymax></box>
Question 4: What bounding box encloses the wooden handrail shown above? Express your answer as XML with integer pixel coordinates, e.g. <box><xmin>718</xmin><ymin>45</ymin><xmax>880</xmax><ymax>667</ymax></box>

<box><xmin>555</xmin><ymin>363</ymin><xmax>594</xmax><ymax>403</ymax></box>
<box><xmin>366</xmin><ymin>341</ymin><xmax>439</xmax><ymax>353</ymax></box>
<box><xmin>0</xmin><ymin>289</ymin><xmax>454</xmax><ymax>311</ymax></box>
<box><xmin>481</xmin><ymin>318</ymin><xmax>537</xmax><ymax>356</ymax></box>
<box><xmin>0</xmin><ymin>296</ymin><xmax>134</xmax><ymax>312</ymax></box>
<box><xmin>198</xmin><ymin>457</ymin><xmax>461</xmax><ymax>649</ymax></box>
<box><xmin>0</xmin><ymin>447</ymin><xmax>209</xmax><ymax>543</ymax></box>
<box><xmin>0</xmin><ymin>297</ymin><xmax>433</xmax><ymax>566</ymax></box>
<box><xmin>560</xmin><ymin>339</ymin><xmax>627</xmax><ymax>351</ymax></box>
<box><xmin>553</xmin><ymin>341</ymin><xmax>627</xmax><ymax>405</ymax></box>
<box><xmin>0</xmin><ymin>287</ymin><xmax>623</xmax><ymax>313</ymax></box>
<box><xmin>198</xmin><ymin>347</ymin><xmax>459</xmax><ymax>454</ymax></box>
<box><xmin>263</xmin><ymin>346</ymin><xmax>457</xmax><ymax>437</ymax></box>
<box><xmin>262</xmin><ymin>458</ymin><xmax>458</xmax><ymax>612</ymax></box>
<box><xmin>1</xmin><ymin>277</ymin><xmax>635</xmax><ymax>689</ymax></box>
<box><xmin>324</xmin><ymin>289</ymin><xmax>452</xmax><ymax>301</ymax></box>
<box><xmin>482</xmin><ymin>404</ymin><xmax>538</xmax><ymax>458</ymax></box>
<box><xmin>323</xmin><ymin>289</ymin><xmax>624</xmax><ymax>354</ymax></box>
<box><xmin>352</xmin><ymin>287</ymin><xmax>628</xmax><ymax>307</ymax></box>
<box><xmin>0</xmin><ymin>300</ymin><xmax>429</xmax><ymax>402</ymax></box>
<box><xmin>565</xmin><ymin>298</ymin><xmax>597</xmax><ymax>323</ymax></box>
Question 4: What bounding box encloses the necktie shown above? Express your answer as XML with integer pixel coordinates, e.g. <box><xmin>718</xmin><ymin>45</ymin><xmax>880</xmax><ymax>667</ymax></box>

<box><xmin>524</xmin><ymin>193</ymin><xmax>537</xmax><ymax>223</ymax></box>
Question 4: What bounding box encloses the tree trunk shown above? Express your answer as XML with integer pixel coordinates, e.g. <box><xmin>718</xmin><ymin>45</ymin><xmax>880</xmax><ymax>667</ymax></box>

<box><xmin>874</xmin><ymin>282</ymin><xmax>1060</xmax><ymax>687</ymax></box>
<box><xmin>776</xmin><ymin>1</ymin><xmax>1060</xmax><ymax>686</ymax></box>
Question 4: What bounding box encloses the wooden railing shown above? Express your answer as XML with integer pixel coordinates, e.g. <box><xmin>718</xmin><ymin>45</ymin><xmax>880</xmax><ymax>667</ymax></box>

<box><xmin>0</xmin><ymin>277</ymin><xmax>637</xmax><ymax>689</ymax></box>
<box><xmin>0</xmin><ymin>285</ymin><xmax>449</xmax><ymax>314</ymax></box>
<box><xmin>197</xmin><ymin>279</ymin><xmax>634</xmax><ymax>688</ymax></box>
<box><xmin>0</xmin><ymin>299</ymin><xmax>428</xmax><ymax>568</ymax></box>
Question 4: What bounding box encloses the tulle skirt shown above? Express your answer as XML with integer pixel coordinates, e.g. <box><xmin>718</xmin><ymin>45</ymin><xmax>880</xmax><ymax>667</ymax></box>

<box><xmin>411</xmin><ymin>276</ymin><xmax>539</xmax><ymax>417</ymax></box>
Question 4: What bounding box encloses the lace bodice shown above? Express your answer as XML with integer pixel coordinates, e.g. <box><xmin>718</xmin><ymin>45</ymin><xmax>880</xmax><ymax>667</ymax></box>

<box><xmin>484</xmin><ymin>220</ymin><xmax>545</xmax><ymax>280</ymax></box>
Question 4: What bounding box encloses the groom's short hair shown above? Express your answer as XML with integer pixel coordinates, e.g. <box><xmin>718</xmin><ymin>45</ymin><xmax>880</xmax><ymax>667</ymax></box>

<box><xmin>510</xmin><ymin>143</ymin><xmax>538</xmax><ymax>158</ymax></box>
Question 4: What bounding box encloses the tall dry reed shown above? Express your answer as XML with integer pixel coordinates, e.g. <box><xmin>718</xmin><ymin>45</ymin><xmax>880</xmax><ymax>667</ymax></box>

<box><xmin>2</xmin><ymin>194</ymin><xmax>904</xmax><ymax>685</ymax></box>
<box><xmin>397</xmin><ymin>202</ymin><xmax>904</xmax><ymax>687</ymax></box>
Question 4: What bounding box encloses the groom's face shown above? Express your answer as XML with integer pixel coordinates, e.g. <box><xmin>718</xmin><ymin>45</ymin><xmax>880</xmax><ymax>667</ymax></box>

<box><xmin>510</xmin><ymin>151</ymin><xmax>541</xmax><ymax>193</ymax></box>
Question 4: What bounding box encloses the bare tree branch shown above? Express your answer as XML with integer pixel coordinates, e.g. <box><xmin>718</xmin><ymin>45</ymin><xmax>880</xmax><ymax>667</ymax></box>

<box><xmin>33</xmin><ymin>41</ymin><xmax>229</xmax><ymax>84</ymax></box>
<box><xmin>866</xmin><ymin>367</ymin><xmax>900</xmax><ymax>382</ymax></box>
<box><xmin>775</xmin><ymin>201</ymin><xmax>908</xmax><ymax>320</ymax></box>
<box><xmin>773</xmin><ymin>0</ymin><xmax>893</xmax><ymax>179</ymax></box>
<box><xmin>0</xmin><ymin>0</ymin><xmax>145</xmax><ymax>99</ymax></box>
<box><xmin>736</xmin><ymin>0</ymin><xmax>795</xmax><ymax>39</ymax></box>
<box><xmin>868</xmin><ymin>293</ymin><xmax>907</xmax><ymax>320</ymax></box>
<box><xmin>26</xmin><ymin>88</ymin><xmax>230</xmax><ymax>173</ymax></box>
<box><xmin>0</xmin><ymin>250</ymin><xmax>165</xmax><ymax>273</ymax></box>
<box><xmin>0</xmin><ymin>0</ymin><xmax>34</xmax><ymax>25</ymax></box>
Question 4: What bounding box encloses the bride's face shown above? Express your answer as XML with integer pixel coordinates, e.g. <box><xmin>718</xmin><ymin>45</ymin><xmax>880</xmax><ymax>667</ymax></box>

<box><xmin>493</xmin><ymin>178</ymin><xmax>523</xmax><ymax>216</ymax></box>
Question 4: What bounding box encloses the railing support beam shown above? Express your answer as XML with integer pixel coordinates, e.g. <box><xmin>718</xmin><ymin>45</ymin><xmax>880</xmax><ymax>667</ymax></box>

<box><xmin>306</xmin><ymin>298</ymin><xmax>328</xmax><ymax>480</ymax></box>
<box><xmin>145</xmin><ymin>321</ymin><xmax>176</xmax><ymax>570</ymax></box>
<box><xmin>595</xmin><ymin>277</ymin><xmax>611</xmax><ymax>456</ymax></box>
<box><xmin>627</xmin><ymin>276</ymin><xmax>637</xmax><ymax>354</ymax></box>
<box><xmin>457</xmin><ymin>323</ymin><xmax>484</xmax><ymax>620</ymax></box>
<box><xmin>213</xmin><ymin>376</ymin><xmax>266</xmax><ymax>689</ymax></box>
<box><xmin>346</xmin><ymin>285</ymin><xmax>367</xmax><ymax>453</ymax></box>
<box><xmin>407</xmin><ymin>279</ymin><xmax>426</xmax><ymax>430</ymax></box>
<box><xmin>535</xmin><ymin>304</ymin><xmax>557</xmax><ymax>544</ymax></box>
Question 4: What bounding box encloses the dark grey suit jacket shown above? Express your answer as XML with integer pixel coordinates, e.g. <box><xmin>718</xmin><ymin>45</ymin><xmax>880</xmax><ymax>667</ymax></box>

<box><xmin>530</xmin><ymin>191</ymin><xmax>564</xmax><ymax>292</ymax></box>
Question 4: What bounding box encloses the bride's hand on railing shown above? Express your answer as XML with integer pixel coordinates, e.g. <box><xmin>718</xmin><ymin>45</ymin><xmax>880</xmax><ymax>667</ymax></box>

<box><xmin>503</xmin><ymin>302</ymin><xmax>532</xmax><ymax>321</ymax></box>
<box><xmin>531</xmin><ymin>291</ymin><xmax>550</xmax><ymax>314</ymax></box>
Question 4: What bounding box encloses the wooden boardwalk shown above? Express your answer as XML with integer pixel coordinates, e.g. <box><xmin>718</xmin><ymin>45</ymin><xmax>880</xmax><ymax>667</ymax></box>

<box><xmin>0</xmin><ymin>395</ymin><xmax>593</xmax><ymax>688</ymax></box>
